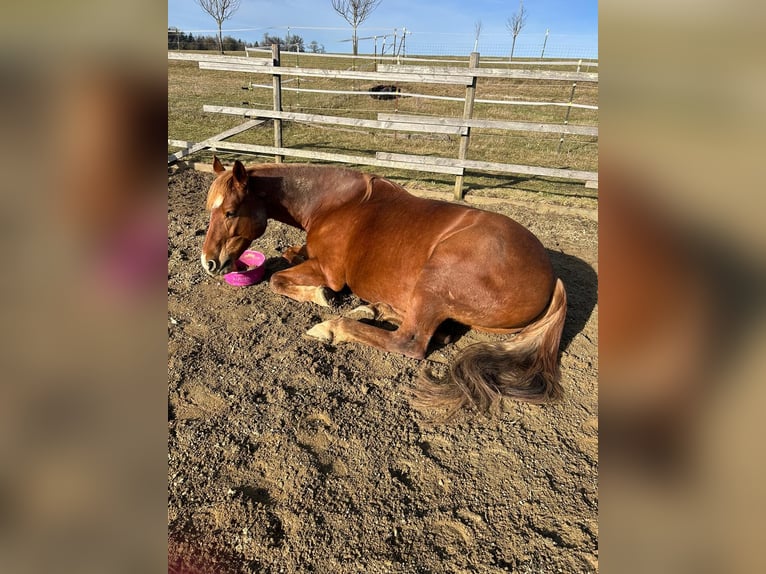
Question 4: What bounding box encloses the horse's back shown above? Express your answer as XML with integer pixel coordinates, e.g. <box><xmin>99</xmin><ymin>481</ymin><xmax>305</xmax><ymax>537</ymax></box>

<box><xmin>313</xmin><ymin>178</ymin><xmax>554</xmax><ymax>328</ymax></box>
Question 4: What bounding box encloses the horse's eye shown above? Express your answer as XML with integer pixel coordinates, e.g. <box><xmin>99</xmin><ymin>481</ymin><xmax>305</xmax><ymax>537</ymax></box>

<box><xmin>225</xmin><ymin>211</ymin><xmax>235</xmax><ymax>218</ymax></box>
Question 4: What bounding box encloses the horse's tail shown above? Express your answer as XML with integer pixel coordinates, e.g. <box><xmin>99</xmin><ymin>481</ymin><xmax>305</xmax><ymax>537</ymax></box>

<box><xmin>415</xmin><ymin>278</ymin><xmax>567</xmax><ymax>417</ymax></box>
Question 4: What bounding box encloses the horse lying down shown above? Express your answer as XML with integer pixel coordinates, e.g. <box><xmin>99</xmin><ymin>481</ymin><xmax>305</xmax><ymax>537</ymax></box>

<box><xmin>201</xmin><ymin>157</ymin><xmax>566</xmax><ymax>415</ymax></box>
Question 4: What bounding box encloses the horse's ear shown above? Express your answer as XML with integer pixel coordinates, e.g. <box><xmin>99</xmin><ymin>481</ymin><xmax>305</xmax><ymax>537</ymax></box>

<box><xmin>232</xmin><ymin>160</ymin><xmax>248</xmax><ymax>187</ymax></box>
<box><xmin>213</xmin><ymin>155</ymin><xmax>225</xmax><ymax>175</ymax></box>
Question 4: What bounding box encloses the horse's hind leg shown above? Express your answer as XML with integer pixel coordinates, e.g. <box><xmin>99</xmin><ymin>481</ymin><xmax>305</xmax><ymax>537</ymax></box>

<box><xmin>269</xmin><ymin>259</ymin><xmax>333</xmax><ymax>307</ymax></box>
<box><xmin>345</xmin><ymin>303</ymin><xmax>455</xmax><ymax>346</ymax></box>
<box><xmin>306</xmin><ymin>317</ymin><xmax>431</xmax><ymax>359</ymax></box>
<box><xmin>306</xmin><ymin>298</ymin><xmax>443</xmax><ymax>360</ymax></box>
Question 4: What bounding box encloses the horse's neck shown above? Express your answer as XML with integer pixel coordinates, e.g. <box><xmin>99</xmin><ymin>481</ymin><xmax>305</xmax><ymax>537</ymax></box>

<box><xmin>265</xmin><ymin>181</ymin><xmax>317</xmax><ymax>231</ymax></box>
<box><xmin>259</xmin><ymin>167</ymin><xmax>366</xmax><ymax>231</ymax></box>
<box><xmin>263</xmin><ymin>192</ymin><xmax>304</xmax><ymax>229</ymax></box>
<box><xmin>248</xmin><ymin>170</ymin><xmax>314</xmax><ymax>230</ymax></box>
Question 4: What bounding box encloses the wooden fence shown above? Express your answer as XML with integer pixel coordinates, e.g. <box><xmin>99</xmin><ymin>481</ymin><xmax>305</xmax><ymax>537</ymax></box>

<box><xmin>168</xmin><ymin>47</ymin><xmax>598</xmax><ymax>198</ymax></box>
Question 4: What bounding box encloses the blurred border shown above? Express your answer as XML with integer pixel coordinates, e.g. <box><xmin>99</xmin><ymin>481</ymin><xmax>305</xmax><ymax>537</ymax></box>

<box><xmin>0</xmin><ymin>2</ymin><xmax>168</xmax><ymax>572</ymax></box>
<box><xmin>1</xmin><ymin>1</ymin><xmax>765</xmax><ymax>572</ymax></box>
<box><xmin>600</xmin><ymin>1</ymin><xmax>766</xmax><ymax>572</ymax></box>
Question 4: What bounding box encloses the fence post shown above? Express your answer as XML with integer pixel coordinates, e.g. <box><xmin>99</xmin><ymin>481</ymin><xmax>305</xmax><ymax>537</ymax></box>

<box><xmin>454</xmin><ymin>51</ymin><xmax>479</xmax><ymax>200</ymax></box>
<box><xmin>272</xmin><ymin>43</ymin><xmax>284</xmax><ymax>163</ymax></box>
<box><xmin>557</xmin><ymin>58</ymin><xmax>581</xmax><ymax>153</ymax></box>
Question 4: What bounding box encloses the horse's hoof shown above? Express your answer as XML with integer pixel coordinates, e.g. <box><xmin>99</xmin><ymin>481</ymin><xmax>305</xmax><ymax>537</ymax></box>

<box><xmin>314</xmin><ymin>287</ymin><xmax>334</xmax><ymax>308</ymax></box>
<box><xmin>305</xmin><ymin>321</ymin><xmax>334</xmax><ymax>342</ymax></box>
<box><xmin>345</xmin><ymin>305</ymin><xmax>375</xmax><ymax>320</ymax></box>
<box><xmin>432</xmin><ymin>330</ymin><xmax>453</xmax><ymax>345</ymax></box>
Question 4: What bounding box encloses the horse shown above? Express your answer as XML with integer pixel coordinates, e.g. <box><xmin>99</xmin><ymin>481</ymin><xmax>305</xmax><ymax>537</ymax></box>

<box><xmin>201</xmin><ymin>157</ymin><xmax>567</xmax><ymax>415</ymax></box>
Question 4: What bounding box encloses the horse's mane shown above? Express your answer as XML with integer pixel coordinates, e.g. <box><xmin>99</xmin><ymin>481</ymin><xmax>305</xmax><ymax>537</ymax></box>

<box><xmin>362</xmin><ymin>174</ymin><xmax>375</xmax><ymax>203</ymax></box>
<box><xmin>361</xmin><ymin>175</ymin><xmax>407</xmax><ymax>204</ymax></box>
<box><xmin>206</xmin><ymin>164</ymin><xmax>395</xmax><ymax>212</ymax></box>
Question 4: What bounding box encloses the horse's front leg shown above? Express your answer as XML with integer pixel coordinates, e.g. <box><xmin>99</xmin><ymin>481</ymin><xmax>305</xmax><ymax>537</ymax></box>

<box><xmin>281</xmin><ymin>244</ymin><xmax>308</xmax><ymax>265</ymax></box>
<box><xmin>345</xmin><ymin>301</ymin><xmax>403</xmax><ymax>324</ymax></box>
<box><xmin>269</xmin><ymin>259</ymin><xmax>334</xmax><ymax>307</ymax></box>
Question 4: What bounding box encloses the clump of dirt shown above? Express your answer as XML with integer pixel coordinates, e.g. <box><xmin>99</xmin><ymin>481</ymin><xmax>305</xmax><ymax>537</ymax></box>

<box><xmin>168</xmin><ymin>167</ymin><xmax>598</xmax><ymax>573</ymax></box>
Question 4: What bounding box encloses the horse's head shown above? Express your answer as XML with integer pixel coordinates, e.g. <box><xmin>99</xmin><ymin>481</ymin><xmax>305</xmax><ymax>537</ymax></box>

<box><xmin>201</xmin><ymin>157</ymin><xmax>268</xmax><ymax>276</ymax></box>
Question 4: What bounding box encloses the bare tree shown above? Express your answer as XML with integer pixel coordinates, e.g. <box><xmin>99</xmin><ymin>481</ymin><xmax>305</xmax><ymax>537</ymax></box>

<box><xmin>308</xmin><ymin>41</ymin><xmax>326</xmax><ymax>54</ymax></box>
<box><xmin>331</xmin><ymin>0</ymin><xmax>383</xmax><ymax>56</ymax></box>
<box><xmin>195</xmin><ymin>0</ymin><xmax>241</xmax><ymax>54</ymax></box>
<box><xmin>473</xmin><ymin>20</ymin><xmax>482</xmax><ymax>52</ymax></box>
<box><xmin>506</xmin><ymin>0</ymin><xmax>527</xmax><ymax>61</ymax></box>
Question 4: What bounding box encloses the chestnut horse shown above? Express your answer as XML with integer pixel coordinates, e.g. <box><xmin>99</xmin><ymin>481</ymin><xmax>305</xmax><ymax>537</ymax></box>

<box><xmin>201</xmin><ymin>158</ymin><xmax>567</xmax><ymax>414</ymax></box>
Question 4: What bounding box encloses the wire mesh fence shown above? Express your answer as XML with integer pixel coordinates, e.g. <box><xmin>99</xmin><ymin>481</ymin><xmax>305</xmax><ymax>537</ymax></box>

<box><xmin>168</xmin><ymin>28</ymin><xmax>597</xmax><ymax>61</ymax></box>
<box><xmin>398</xmin><ymin>34</ymin><xmax>597</xmax><ymax>60</ymax></box>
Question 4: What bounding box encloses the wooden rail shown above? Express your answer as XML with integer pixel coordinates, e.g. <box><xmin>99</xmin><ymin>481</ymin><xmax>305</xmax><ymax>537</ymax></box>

<box><xmin>198</xmin><ymin>61</ymin><xmax>472</xmax><ymax>85</ymax></box>
<box><xmin>208</xmin><ymin>141</ymin><xmax>464</xmax><ymax>175</ymax></box>
<box><xmin>168</xmin><ymin>52</ymin><xmax>268</xmax><ymax>65</ymax></box>
<box><xmin>243</xmin><ymin>47</ymin><xmax>598</xmax><ymax>68</ymax></box>
<box><xmin>376</xmin><ymin>113</ymin><xmax>598</xmax><ymax>137</ymax></box>
<box><xmin>377</xmin><ymin>64</ymin><xmax>598</xmax><ymax>83</ymax></box>
<box><xmin>167</xmin><ymin>119</ymin><xmax>264</xmax><ymax>163</ymax></box>
<box><xmin>376</xmin><ymin>152</ymin><xmax>598</xmax><ymax>183</ymax></box>
<box><xmin>202</xmin><ymin>106</ymin><xmax>468</xmax><ymax>136</ymax></box>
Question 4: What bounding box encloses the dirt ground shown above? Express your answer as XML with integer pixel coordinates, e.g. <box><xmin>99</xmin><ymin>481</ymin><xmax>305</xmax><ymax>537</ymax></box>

<box><xmin>168</xmin><ymin>168</ymin><xmax>598</xmax><ymax>573</ymax></box>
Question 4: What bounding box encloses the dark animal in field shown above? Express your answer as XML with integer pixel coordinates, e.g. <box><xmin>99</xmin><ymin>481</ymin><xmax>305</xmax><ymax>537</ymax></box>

<box><xmin>201</xmin><ymin>158</ymin><xmax>566</xmax><ymax>415</ymax></box>
<box><xmin>369</xmin><ymin>84</ymin><xmax>401</xmax><ymax>100</ymax></box>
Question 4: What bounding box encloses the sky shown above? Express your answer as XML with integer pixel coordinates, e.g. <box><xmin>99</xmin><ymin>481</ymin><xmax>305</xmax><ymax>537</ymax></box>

<box><xmin>168</xmin><ymin>0</ymin><xmax>598</xmax><ymax>59</ymax></box>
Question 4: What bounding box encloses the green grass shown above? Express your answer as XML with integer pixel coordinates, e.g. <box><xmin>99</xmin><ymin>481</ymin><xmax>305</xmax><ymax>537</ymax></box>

<box><xmin>168</xmin><ymin>51</ymin><xmax>598</xmax><ymax>202</ymax></box>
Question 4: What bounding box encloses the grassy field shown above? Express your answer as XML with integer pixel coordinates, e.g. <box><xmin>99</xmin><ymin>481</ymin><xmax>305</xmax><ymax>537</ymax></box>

<box><xmin>168</xmin><ymin>50</ymin><xmax>598</xmax><ymax>200</ymax></box>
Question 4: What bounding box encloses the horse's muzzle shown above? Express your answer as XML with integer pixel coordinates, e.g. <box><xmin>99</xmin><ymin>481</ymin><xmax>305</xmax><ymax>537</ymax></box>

<box><xmin>201</xmin><ymin>253</ymin><xmax>230</xmax><ymax>276</ymax></box>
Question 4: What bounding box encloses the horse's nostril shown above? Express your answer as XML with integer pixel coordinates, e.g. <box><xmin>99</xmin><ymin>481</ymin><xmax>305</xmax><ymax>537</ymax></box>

<box><xmin>207</xmin><ymin>260</ymin><xmax>217</xmax><ymax>272</ymax></box>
